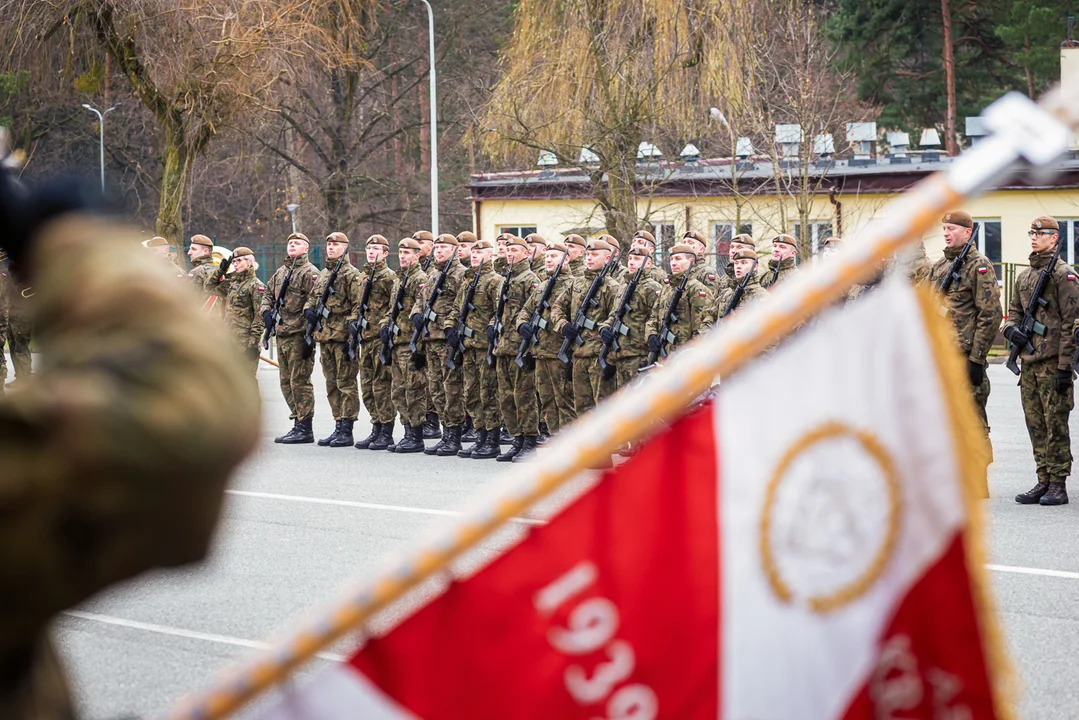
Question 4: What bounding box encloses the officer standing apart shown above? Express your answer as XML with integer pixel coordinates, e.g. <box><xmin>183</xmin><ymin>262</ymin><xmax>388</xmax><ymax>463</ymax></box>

<box><xmin>761</xmin><ymin>233</ymin><xmax>799</xmax><ymax>288</ymax></box>
<box><xmin>262</xmin><ymin>232</ymin><xmax>321</xmax><ymax>444</ymax></box>
<box><xmin>305</xmin><ymin>232</ymin><xmax>363</xmax><ymax>447</ymax></box>
<box><xmin>352</xmin><ymin>235</ymin><xmax>398</xmax><ymax>451</ymax></box>
<box><xmin>1005</xmin><ymin>217</ymin><xmax>1079</xmax><ymax>506</ymax></box>
<box><xmin>928</xmin><ymin>211</ymin><xmax>1001</xmax><ymax>455</ymax></box>
<box><xmin>222</xmin><ymin>247</ymin><xmax>266</xmax><ymax>375</ymax></box>
<box><xmin>187</xmin><ymin>233</ymin><xmax>226</xmax><ymax>304</ymax></box>
<box><xmin>385</xmin><ymin>238</ymin><xmax>429</xmax><ymax>454</ymax></box>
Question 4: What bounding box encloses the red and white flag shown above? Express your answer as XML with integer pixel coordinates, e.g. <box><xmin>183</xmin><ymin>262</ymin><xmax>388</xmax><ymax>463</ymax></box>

<box><xmin>256</xmin><ymin>279</ymin><xmax>1007</xmax><ymax>719</ymax></box>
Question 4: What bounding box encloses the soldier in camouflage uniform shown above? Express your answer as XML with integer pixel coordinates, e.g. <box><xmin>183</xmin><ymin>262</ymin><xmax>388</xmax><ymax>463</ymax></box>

<box><xmin>526</xmin><ymin>233</ymin><xmax>549</xmax><ymax>281</ymax></box>
<box><xmin>453</xmin><ymin>240</ymin><xmax>503</xmax><ymax>459</ymax></box>
<box><xmin>221</xmin><ymin>247</ymin><xmax>266</xmax><ymax>376</ymax></box>
<box><xmin>711</xmin><ymin>248</ymin><xmax>765</xmax><ymax>322</ymax></box>
<box><xmin>718</xmin><ymin>234</ymin><xmax>758</xmax><ymax>294</ymax></box>
<box><xmin>305</xmin><ymin>232</ymin><xmax>363</xmax><ymax>447</ymax></box>
<box><xmin>490</xmin><ymin>235</ymin><xmax>540</xmax><ymax>461</ymax></box>
<box><xmin>494</xmin><ymin>233</ymin><xmax>510</xmax><ymax>274</ymax></box>
<box><xmin>411</xmin><ymin>231</ymin><xmax>440</xmax><ymax>437</ymax></box>
<box><xmin>761</xmin><ymin>234</ymin><xmax>799</xmax><ymax>289</ymax></box>
<box><xmin>518</xmin><ymin>242</ymin><xmax>575</xmax><ymax>437</ymax></box>
<box><xmin>1004</xmin><ymin>216</ymin><xmax>1079</xmax><ymax>506</ymax></box>
<box><xmin>186</xmin><ymin>234</ymin><xmax>227</xmax><ymax>307</ymax></box>
<box><xmin>0</xmin><ymin>170</ymin><xmax>259</xmax><ymax>718</ymax></box>
<box><xmin>351</xmin><ymin>235</ymin><xmax>399</xmax><ymax>451</ymax></box>
<box><xmin>908</xmin><ymin>241</ymin><xmax>932</xmax><ymax>285</ymax></box>
<box><xmin>631</xmin><ymin>230</ymin><xmax>669</xmax><ymax>286</ymax></box>
<box><xmin>2</xmin><ymin>271</ymin><xmax>32</xmax><ymax>384</ymax></box>
<box><xmin>261</xmin><ymin>232</ymin><xmax>322</xmax><ymax>444</ymax></box>
<box><xmin>412</xmin><ymin>233</ymin><xmax>468</xmax><ymax>455</ymax></box>
<box><xmin>385</xmin><ymin>238</ymin><xmax>429</xmax><ymax>454</ymax></box>
<box><xmin>457</xmin><ymin>230</ymin><xmax>476</xmax><ymax>269</ymax></box>
<box><xmin>565</xmin><ymin>234</ymin><xmax>586</xmax><ymax>276</ymax></box>
<box><xmin>145</xmin><ymin>235</ymin><xmax>188</xmax><ymax>279</ymax></box>
<box><xmin>551</xmin><ymin>237</ymin><xmax>624</xmax><ymax>418</ymax></box>
<box><xmin>682</xmin><ymin>230</ymin><xmax>721</xmax><ymax>292</ymax></box>
<box><xmin>600</xmin><ymin>234</ymin><xmax>629</xmax><ymax>284</ymax></box>
<box><xmin>599</xmin><ymin>247</ymin><xmax>662</xmax><ymax>391</ymax></box>
<box><xmin>651</xmin><ymin>243</ymin><xmax>713</xmax><ymax>360</ymax></box>
<box><xmin>927</xmin><ymin>211</ymin><xmax>1001</xmax><ymax>454</ymax></box>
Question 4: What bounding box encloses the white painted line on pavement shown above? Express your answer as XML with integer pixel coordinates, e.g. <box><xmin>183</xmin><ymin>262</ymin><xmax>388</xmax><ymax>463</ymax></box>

<box><xmin>987</xmin><ymin>564</ymin><xmax>1079</xmax><ymax>580</ymax></box>
<box><xmin>61</xmin><ymin>610</ymin><xmax>346</xmax><ymax>662</ymax></box>
<box><xmin>226</xmin><ymin>489</ymin><xmax>547</xmax><ymax>526</ymax></box>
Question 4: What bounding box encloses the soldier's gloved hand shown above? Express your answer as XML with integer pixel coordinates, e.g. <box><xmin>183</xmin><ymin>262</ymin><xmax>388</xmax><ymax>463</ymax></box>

<box><xmin>485</xmin><ymin>325</ymin><xmax>497</xmax><ymax>343</ymax></box>
<box><xmin>347</xmin><ymin>320</ymin><xmax>361</xmax><ymax>338</ymax></box>
<box><xmin>561</xmin><ymin>323</ymin><xmax>579</xmax><ymax>342</ymax></box>
<box><xmin>304</xmin><ymin>308</ymin><xmax>318</xmax><ymax>324</ymax></box>
<box><xmin>379</xmin><ymin>325</ymin><xmax>391</xmax><ymax>344</ymax></box>
<box><xmin>261</xmin><ymin>309</ymin><xmax>274</xmax><ymax>328</ymax></box>
<box><xmin>1003</xmin><ymin>326</ymin><xmax>1029</xmax><ymax>348</ymax></box>
<box><xmin>445</xmin><ymin>327</ymin><xmax>460</xmax><ymax>348</ymax></box>
<box><xmin>599</xmin><ymin>327</ymin><xmax>614</xmax><ymax>345</ymax></box>
<box><xmin>1056</xmin><ymin>369</ymin><xmax>1074</xmax><ymax>394</ymax></box>
<box><xmin>967</xmin><ymin>360</ymin><xmax>984</xmax><ymax>387</ymax></box>
<box><xmin>411</xmin><ymin>313</ymin><xmax>424</xmax><ymax>330</ymax></box>
<box><xmin>518</xmin><ymin>322</ymin><xmax>534</xmax><ymax>342</ymax></box>
<box><xmin>646</xmin><ymin>334</ymin><xmax>662</xmax><ymax>354</ymax></box>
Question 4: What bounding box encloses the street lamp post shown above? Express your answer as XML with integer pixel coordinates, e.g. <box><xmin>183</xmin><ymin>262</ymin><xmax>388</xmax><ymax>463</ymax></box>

<box><xmin>286</xmin><ymin>203</ymin><xmax>299</xmax><ymax>234</ymax></box>
<box><xmin>81</xmin><ymin>103</ymin><xmax>120</xmax><ymax>193</ymax></box>
<box><xmin>419</xmin><ymin>0</ymin><xmax>438</xmax><ymax>236</ymax></box>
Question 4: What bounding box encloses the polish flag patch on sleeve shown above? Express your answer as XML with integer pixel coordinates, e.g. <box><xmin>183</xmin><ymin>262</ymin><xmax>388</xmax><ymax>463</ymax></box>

<box><xmin>977</xmin><ymin>267</ymin><xmax>988</xmax><ymax>274</ymax></box>
<box><xmin>1068</xmin><ymin>274</ymin><xmax>1077</xmax><ymax>282</ymax></box>
<box><xmin>699</xmin><ymin>291</ymin><xmax>709</xmax><ymax>297</ymax></box>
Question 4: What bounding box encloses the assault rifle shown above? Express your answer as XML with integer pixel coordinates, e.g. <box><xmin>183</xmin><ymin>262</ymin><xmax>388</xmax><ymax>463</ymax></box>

<box><xmin>422</xmin><ymin>253</ymin><xmax>435</xmax><ymax>273</ymax></box>
<box><xmin>347</xmin><ymin>269</ymin><xmax>376</xmax><ymax>361</ymax></box>
<box><xmin>515</xmin><ymin>254</ymin><xmax>567</xmax><ymax>368</ymax></box>
<box><xmin>302</xmin><ymin>257</ymin><xmax>344</xmax><ymax>359</ymax></box>
<box><xmin>720</xmin><ymin>258</ymin><xmax>759</xmax><ymax>319</ymax></box>
<box><xmin>486</xmin><ymin>261</ymin><xmax>515</xmax><ymax>367</ymax></box>
<box><xmin>380</xmin><ymin>264</ymin><xmax>412</xmax><ymax>366</ymax></box>
<box><xmin>939</xmin><ymin>223</ymin><xmax>980</xmax><ymax>293</ymax></box>
<box><xmin>262</xmin><ymin>258</ymin><xmax>297</xmax><ymax>349</ymax></box>
<box><xmin>557</xmin><ymin>260</ymin><xmax>612</xmax><ymax>365</ymax></box>
<box><xmin>410</xmin><ymin>247</ymin><xmax>458</xmax><ymax>353</ymax></box>
<box><xmin>1007</xmin><ymin>238</ymin><xmax>1063</xmax><ymax>376</ymax></box>
<box><xmin>447</xmin><ymin>258</ymin><xmax>485</xmax><ymax>370</ymax></box>
<box><xmin>597</xmin><ymin>262</ymin><xmax>646</xmax><ymax>378</ymax></box>
<box><xmin>647</xmin><ymin>269</ymin><xmax>691</xmax><ymax>365</ymax></box>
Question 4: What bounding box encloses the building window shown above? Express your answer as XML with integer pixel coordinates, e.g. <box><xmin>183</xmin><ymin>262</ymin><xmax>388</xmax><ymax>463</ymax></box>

<box><xmin>499</xmin><ymin>225</ymin><xmax>538</xmax><ymax>238</ymax></box>
<box><xmin>712</xmin><ymin>222</ymin><xmax>754</xmax><ymax>269</ymax></box>
<box><xmin>973</xmin><ymin>218</ymin><xmax>1002</xmax><ymax>280</ymax></box>
<box><xmin>655</xmin><ymin>222</ymin><xmax>677</xmax><ymax>261</ymax></box>
<box><xmin>792</xmin><ymin>221</ymin><xmax>833</xmax><ymax>255</ymax></box>
<box><xmin>1058</xmin><ymin>219</ymin><xmax>1079</xmax><ymax>265</ymax></box>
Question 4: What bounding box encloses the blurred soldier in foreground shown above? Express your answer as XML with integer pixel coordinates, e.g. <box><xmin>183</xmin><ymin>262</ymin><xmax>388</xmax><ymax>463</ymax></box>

<box><xmin>0</xmin><ymin>134</ymin><xmax>260</xmax><ymax>718</ymax></box>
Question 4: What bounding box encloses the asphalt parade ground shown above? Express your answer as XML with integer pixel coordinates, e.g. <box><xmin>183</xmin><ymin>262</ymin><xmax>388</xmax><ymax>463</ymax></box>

<box><xmin>48</xmin><ymin>360</ymin><xmax>1079</xmax><ymax>719</ymax></box>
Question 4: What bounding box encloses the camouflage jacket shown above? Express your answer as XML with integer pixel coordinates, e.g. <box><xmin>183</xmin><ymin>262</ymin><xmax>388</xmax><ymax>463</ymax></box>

<box><xmin>600</xmin><ymin>272</ymin><xmax>663</xmax><ymax>360</ymax></box>
<box><xmin>649</xmin><ymin>265</ymin><xmax>669</xmax><ymax>287</ymax></box>
<box><xmin>568</xmin><ymin>256</ymin><xmax>586</xmax><ymax>277</ymax></box>
<box><xmin>658</xmin><ymin>271</ymin><xmax>713</xmax><ymax>348</ymax></box>
<box><xmin>188</xmin><ymin>255</ymin><xmax>225</xmax><ymax>302</ymax></box>
<box><xmin>908</xmin><ymin>243</ymin><xmax>932</xmax><ymax>286</ymax></box>
<box><xmin>550</xmin><ymin>269</ymin><xmax>624</xmax><ymax>358</ymax></box>
<box><xmin>391</xmin><ymin>264</ymin><xmax>429</xmax><ymax>348</ymax></box>
<box><xmin>493</xmin><ymin>261</ymin><xmax>540</xmax><ymax>357</ymax></box>
<box><xmin>1004</xmin><ymin>250</ymin><xmax>1079</xmax><ymax>370</ymax></box>
<box><xmin>411</xmin><ymin>257</ymin><xmax>467</xmax><ymax>343</ymax></box>
<box><xmin>494</xmin><ymin>256</ymin><xmax>509</xmax><ymax>274</ymax></box>
<box><xmin>355</xmin><ymin>259</ymin><xmax>397</xmax><ymax>342</ymax></box>
<box><xmin>224</xmin><ymin>268</ymin><xmax>266</xmax><ymax>349</ymax></box>
<box><xmin>530</xmin><ymin>254</ymin><xmax>548</xmax><ymax>281</ymax></box>
<box><xmin>928</xmin><ymin>246</ymin><xmax>1001</xmax><ymax>365</ymax></box>
<box><xmin>457</xmin><ymin>262</ymin><xmax>502</xmax><ymax>351</ymax></box>
<box><xmin>259</xmin><ymin>254</ymin><xmax>321</xmax><ymax>337</ymax></box>
<box><xmin>760</xmin><ymin>257</ymin><xmax>798</xmax><ymax>289</ymax></box>
<box><xmin>304</xmin><ymin>256</ymin><xmax>363</xmax><ymax>344</ymax></box>
<box><xmin>690</xmin><ymin>262</ymin><xmax>721</xmax><ymax>292</ymax></box>
<box><xmin>516</xmin><ymin>267</ymin><xmax>575</xmax><ymax>359</ymax></box>
<box><xmin>420</xmin><ymin>253</ymin><xmax>437</xmax><ymax>275</ymax></box>
<box><xmin>608</xmin><ymin>262</ymin><xmax>629</xmax><ymax>284</ymax></box>
<box><xmin>0</xmin><ymin>216</ymin><xmax>258</xmax><ymax>713</ymax></box>
<box><xmin>711</xmin><ymin>275</ymin><xmax>766</xmax><ymax>323</ymax></box>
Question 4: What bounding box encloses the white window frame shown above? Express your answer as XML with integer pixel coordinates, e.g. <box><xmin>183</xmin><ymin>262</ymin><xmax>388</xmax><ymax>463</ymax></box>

<box><xmin>1058</xmin><ymin>218</ymin><xmax>1079</xmax><ymax>265</ymax></box>
<box><xmin>792</xmin><ymin>221</ymin><xmax>832</xmax><ymax>255</ymax></box>
<box><xmin>499</xmin><ymin>225</ymin><xmax>538</xmax><ymax>238</ymax></box>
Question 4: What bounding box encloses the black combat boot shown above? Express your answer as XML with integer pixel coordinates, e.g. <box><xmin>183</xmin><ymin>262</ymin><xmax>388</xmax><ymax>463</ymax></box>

<box><xmin>370</xmin><ymin>421</ymin><xmax>395</xmax><ymax>451</ymax></box>
<box><xmin>538</xmin><ymin>421</ymin><xmax>550</xmax><ymax>445</ymax></box>
<box><xmin>423</xmin><ymin>412</ymin><xmax>442</xmax><ymax>439</ymax></box>
<box><xmin>395</xmin><ymin>425</ymin><xmax>426</xmax><ymax>454</ymax></box>
<box><xmin>354</xmin><ymin>422</ymin><xmax>382</xmax><ymax>450</ymax></box>
<box><xmin>500</xmin><ymin>425</ymin><xmax>513</xmax><ymax>444</ymax></box>
<box><xmin>461</xmin><ymin>415</ymin><xmax>477</xmax><ymax>443</ymax></box>
<box><xmin>281</xmin><ymin>417</ymin><xmax>314</xmax><ymax>445</ymax></box>
<box><xmin>318</xmin><ymin>420</ymin><xmax>343</xmax><ymax>446</ymax></box>
<box><xmin>472</xmin><ymin>429</ymin><xmax>501</xmax><ymax>459</ymax></box>
<box><xmin>511</xmin><ymin>435</ymin><xmax>538</xmax><ymax>463</ymax></box>
<box><xmin>460</xmin><ymin>428</ymin><xmax>487</xmax><ymax>458</ymax></box>
<box><xmin>275</xmin><ymin>420</ymin><xmax>300</xmax><ymax>443</ymax></box>
<box><xmin>437</xmin><ymin>426</ymin><xmax>462</xmax><ymax>456</ymax></box>
<box><xmin>329</xmin><ymin>419</ymin><xmax>355</xmax><ymax>447</ymax></box>
<box><xmin>497</xmin><ymin>436</ymin><xmax>524</xmax><ymax>462</ymax></box>
<box><xmin>1016</xmin><ymin>480</ymin><xmax>1051</xmax><ymax>504</ymax></box>
<box><xmin>387</xmin><ymin>424</ymin><xmax>411</xmax><ymax>452</ymax></box>
<box><xmin>1041</xmin><ymin>481</ymin><xmax>1069</xmax><ymax>506</ymax></box>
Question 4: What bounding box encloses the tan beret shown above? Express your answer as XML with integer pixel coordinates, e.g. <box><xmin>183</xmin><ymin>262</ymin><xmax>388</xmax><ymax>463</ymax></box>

<box><xmin>634</xmin><ymin>230</ymin><xmax>657</xmax><ymax>246</ymax></box>
<box><xmin>548</xmin><ymin>241</ymin><xmax>569</xmax><ymax>254</ymax></box>
<box><xmin>233</xmin><ymin>246</ymin><xmax>253</xmax><ymax>258</ymax></box>
<box><xmin>586</xmin><ymin>238</ymin><xmax>616</xmax><ymax>253</ymax></box>
<box><xmin>525</xmin><ymin>233</ymin><xmax>548</xmax><ymax>246</ymax></box>
<box><xmin>366</xmin><ymin>234</ymin><xmax>390</xmax><ymax>248</ymax></box>
<box><xmin>669</xmin><ymin>243</ymin><xmax>698</xmax><ymax>257</ymax></box>
<box><xmin>772</xmin><ymin>234</ymin><xmax>797</xmax><ymax>247</ymax></box>
<box><xmin>564</xmin><ymin>234</ymin><xmax>587</xmax><ymax>248</ymax></box>
<box><xmin>730</xmin><ymin>247</ymin><xmax>758</xmax><ymax>261</ymax></box>
<box><xmin>412</xmin><ymin>230</ymin><xmax>434</xmax><ymax>242</ymax></box>
<box><xmin>457</xmin><ymin>231</ymin><xmax>478</xmax><ymax>243</ymax></box>
<box><xmin>495</xmin><ymin>233</ymin><xmax>515</xmax><ymax>244</ymax></box>
<box><xmin>504</xmin><ymin>235</ymin><xmax>529</xmax><ymax>249</ymax></box>
<box><xmin>190</xmin><ymin>234</ymin><xmax>213</xmax><ymax>247</ymax></box>
<box><xmin>730</xmin><ymin>233</ymin><xmax>755</xmax><ymax>248</ymax></box>
<box><xmin>942</xmin><ymin>211</ymin><xmax>973</xmax><ymax>229</ymax></box>
<box><xmin>326</xmin><ymin>232</ymin><xmax>349</xmax><ymax>245</ymax></box>
<box><xmin>145</xmin><ymin>236</ymin><xmax>169</xmax><ymax>248</ymax></box>
<box><xmin>434</xmin><ymin>233</ymin><xmax>459</xmax><ymax>246</ymax></box>
<box><xmin>683</xmin><ymin>230</ymin><xmax>708</xmax><ymax>246</ymax></box>
<box><xmin>597</xmin><ymin>233</ymin><xmax>621</xmax><ymax>249</ymax></box>
<box><xmin>398</xmin><ymin>238</ymin><xmax>422</xmax><ymax>251</ymax></box>
<box><xmin>1032</xmin><ymin>216</ymin><xmax>1060</xmax><ymax>231</ymax></box>
<box><xmin>287</xmin><ymin>232</ymin><xmax>310</xmax><ymax>244</ymax></box>
<box><xmin>628</xmin><ymin>247</ymin><xmax>651</xmax><ymax>258</ymax></box>
<box><xmin>820</xmin><ymin>235</ymin><xmax>842</xmax><ymax>248</ymax></box>
<box><xmin>472</xmin><ymin>239</ymin><xmax>494</xmax><ymax>250</ymax></box>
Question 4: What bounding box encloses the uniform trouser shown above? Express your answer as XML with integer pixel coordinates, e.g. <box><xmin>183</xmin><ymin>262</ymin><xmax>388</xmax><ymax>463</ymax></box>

<box><xmin>1020</xmin><ymin>361</ymin><xmax>1073</xmax><ymax>480</ymax></box>
<box><xmin>8</xmin><ymin>319</ymin><xmax>31</xmax><ymax>379</ymax></box>
<box><xmin>319</xmin><ymin>340</ymin><xmax>359</xmax><ymax>421</ymax></box>
<box><xmin>497</xmin><ymin>356</ymin><xmax>539</xmax><ymax>436</ymax></box>
<box><xmin>391</xmin><ymin>345</ymin><xmax>428</xmax><ymax>427</ymax></box>
<box><xmin>360</xmin><ymin>341</ymin><xmax>395</xmax><ymax>423</ymax></box>
<box><xmin>277</xmin><ymin>334</ymin><xmax>316</xmax><ymax>420</ymax></box>
<box><xmin>614</xmin><ymin>354</ymin><xmax>647</xmax><ymax>392</ymax></box>
<box><xmin>464</xmin><ymin>347</ymin><xmax>501</xmax><ymax>431</ymax></box>
<box><xmin>571</xmin><ymin>356</ymin><xmax>615</xmax><ymax>417</ymax></box>
<box><xmin>536</xmin><ymin>357</ymin><xmax>576</xmax><ymax>433</ymax></box>
<box><xmin>424</xmin><ymin>340</ymin><xmax>465</xmax><ymax>427</ymax></box>
<box><xmin>972</xmin><ymin>367</ymin><xmax>992</xmax><ymax>437</ymax></box>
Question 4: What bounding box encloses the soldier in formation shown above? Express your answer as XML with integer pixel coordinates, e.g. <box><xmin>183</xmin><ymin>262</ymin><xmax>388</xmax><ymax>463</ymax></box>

<box><xmin>385</xmin><ymin>238</ymin><xmax>429</xmax><ymax>454</ymax></box>
<box><xmin>352</xmin><ymin>235</ymin><xmax>398</xmax><ymax>451</ymax></box>
<box><xmin>712</xmin><ymin>247</ymin><xmax>763</xmax><ymax>322</ymax></box>
<box><xmin>762</xmin><ymin>233</ymin><xmax>799</xmax><ymax>288</ymax></box>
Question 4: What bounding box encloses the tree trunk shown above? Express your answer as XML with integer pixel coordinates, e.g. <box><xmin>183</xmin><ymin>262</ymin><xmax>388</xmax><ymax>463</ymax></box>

<box><xmin>1024</xmin><ymin>35</ymin><xmax>1036</xmax><ymax>98</ymax></box>
<box><xmin>941</xmin><ymin>0</ymin><xmax>959</xmax><ymax>156</ymax></box>
<box><xmin>156</xmin><ymin>122</ymin><xmax>195</xmax><ymax>257</ymax></box>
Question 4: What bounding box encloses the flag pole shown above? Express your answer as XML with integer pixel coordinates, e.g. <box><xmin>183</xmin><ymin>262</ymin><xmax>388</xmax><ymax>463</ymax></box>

<box><xmin>164</xmin><ymin>90</ymin><xmax>1078</xmax><ymax>720</ymax></box>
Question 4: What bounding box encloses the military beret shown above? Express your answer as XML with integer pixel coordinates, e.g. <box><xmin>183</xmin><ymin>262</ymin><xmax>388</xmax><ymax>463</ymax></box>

<box><xmin>683</xmin><ymin>230</ymin><xmax>708</xmax><ymax>247</ymax></box>
<box><xmin>586</xmin><ymin>238</ymin><xmax>616</xmax><ymax>253</ymax></box>
<box><xmin>398</xmin><ymin>238</ymin><xmax>422</xmax><ymax>251</ymax></box>
<box><xmin>730</xmin><ymin>233</ymin><xmax>755</xmax><ymax>248</ymax></box>
<box><xmin>233</xmin><ymin>247</ymin><xmax>253</xmax><ymax>258</ymax></box>
<box><xmin>772</xmin><ymin>234</ymin><xmax>797</xmax><ymax>248</ymax></box>
<box><xmin>495</xmin><ymin>233</ymin><xmax>515</xmax><ymax>244</ymax></box>
<box><xmin>597</xmin><ymin>234</ymin><xmax>621</xmax><ymax>249</ymax></box>
<box><xmin>820</xmin><ymin>235</ymin><xmax>842</xmax><ymax>249</ymax></box>
<box><xmin>505</xmin><ymin>235</ymin><xmax>529</xmax><ymax>249</ymax></box>
<box><xmin>287</xmin><ymin>232</ymin><xmax>310</xmax><ymax>245</ymax></box>
<box><xmin>564</xmin><ymin>234</ymin><xmax>587</xmax><ymax>247</ymax></box>
<box><xmin>472</xmin><ymin>239</ymin><xmax>494</xmax><ymax>250</ymax></box>
<box><xmin>525</xmin><ymin>233</ymin><xmax>549</xmax><ymax>246</ymax></box>
<box><xmin>548</xmin><ymin>241</ymin><xmax>569</xmax><ymax>254</ymax></box>
<box><xmin>366</xmin><ymin>234</ymin><xmax>390</xmax><ymax>248</ymax></box>
<box><xmin>942</xmin><ymin>211</ymin><xmax>973</xmax><ymax>229</ymax></box>
<box><xmin>669</xmin><ymin>243</ymin><xmax>698</xmax><ymax>257</ymax></box>
<box><xmin>628</xmin><ymin>247</ymin><xmax>651</xmax><ymax>258</ymax></box>
<box><xmin>326</xmin><ymin>232</ymin><xmax>349</xmax><ymax>245</ymax></box>
<box><xmin>457</xmin><ymin>231</ymin><xmax>478</xmax><ymax>243</ymax></box>
<box><xmin>633</xmin><ymin>230</ymin><xmax>657</xmax><ymax>247</ymax></box>
<box><xmin>412</xmin><ymin>230</ymin><xmax>434</xmax><ymax>242</ymax></box>
<box><xmin>434</xmin><ymin>233</ymin><xmax>459</xmax><ymax>246</ymax></box>
<box><xmin>1032</xmin><ymin>216</ymin><xmax>1060</xmax><ymax>231</ymax></box>
<box><xmin>190</xmin><ymin>234</ymin><xmax>213</xmax><ymax>247</ymax></box>
<box><xmin>730</xmin><ymin>247</ymin><xmax>758</xmax><ymax>261</ymax></box>
<box><xmin>145</xmin><ymin>236</ymin><xmax>169</xmax><ymax>248</ymax></box>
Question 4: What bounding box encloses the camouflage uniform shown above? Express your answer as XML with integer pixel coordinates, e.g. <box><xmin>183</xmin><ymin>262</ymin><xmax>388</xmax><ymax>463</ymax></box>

<box><xmin>690</xmin><ymin>262</ymin><xmax>721</xmax><ymax>293</ymax></box>
<box><xmin>928</xmin><ymin>246</ymin><xmax>1001</xmax><ymax>437</ymax></box>
<box><xmin>649</xmin><ymin>264</ymin><xmax>669</xmax><ymax>287</ymax></box>
<box><xmin>390</xmin><ymin>264</ymin><xmax>430</xmax><ymax>428</ymax></box>
<box><xmin>711</xmin><ymin>273</ymin><xmax>766</xmax><ymax>323</ymax></box>
<box><xmin>600</xmin><ymin>269</ymin><xmax>662</xmax><ymax>391</ymax></box>
<box><xmin>223</xmin><ymin>265</ymin><xmax>266</xmax><ymax>375</ymax></box>
<box><xmin>1004</xmin><ymin>250</ymin><xmax>1079</xmax><ymax>483</ymax></box>
<box><xmin>0</xmin><ymin>216</ymin><xmax>258</xmax><ymax>719</ymax></box>
<box><xmin>760</xmin><ymin>256</ymin><xmax>798</xmax><ymax>289</ymax></box>
<box><xmin>411</xmin><ymin>257</ymin><xmax>467</xmax><ymax>428</ymax></box>
<box><xmin>568</xmin><ymin>256</ymin><xmax>586</xmax><ymax>277</ymax></box>
<box><xmin>188</xmin><ymin>255</ymin><xmax>225</xmax><ymax>306</ymax></box>
<box><xmin>517</xmin><ymin>264</ymin><xmax>576</xmax><ymax>433</ymax></box>
<box><xmin>656</xmin><ymin>269</ymin><xmax>713</xmax><ymax>354</ymax></box>
<box><xmin>356</xmin><ymin>259</ymin><xmax>397</xmax><ymax>425</ymax></box>
<box><xmin>908</xmin><ymin>242</ymin><xmax>932</xmax><ymax>285</ymax></box>
<box><xmin>306</xmin><ymin>256</ymin><xmax>363</xmax><ymax>421</ymax></box>
<box><xmin>2</xmin><ymin>273</ymin><xmax>31</xmax><ymax>380</ymax></box>
<box><xmin>458</xmin><ymin>262</ymin><xmax>502</xmax><ymax>432</ymax></box>
<box><xmin>493</xmin><ymin>261</ymin><xmax>540</xmax><ymax>436</ymax></box>
<box><xmin>260</xmin><ymin>254</ymin><xmax>321</xmax><ymax>421</ymax></box>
